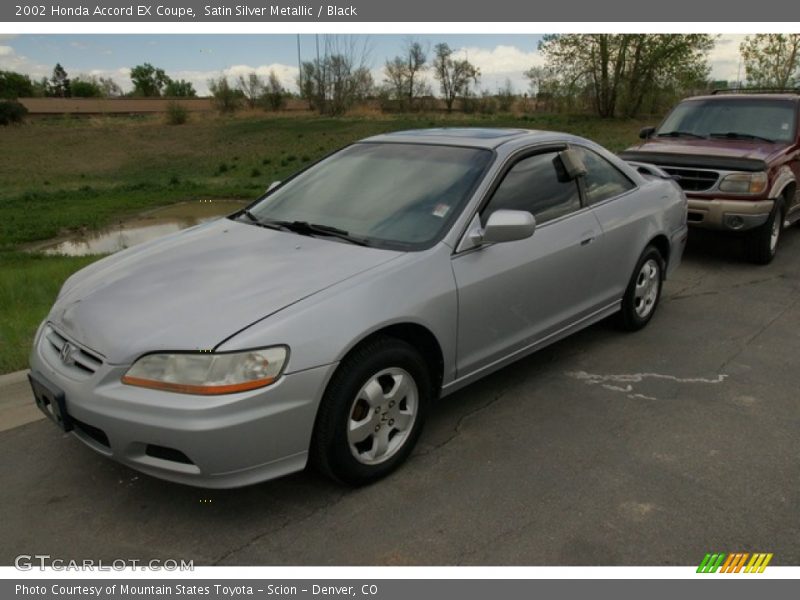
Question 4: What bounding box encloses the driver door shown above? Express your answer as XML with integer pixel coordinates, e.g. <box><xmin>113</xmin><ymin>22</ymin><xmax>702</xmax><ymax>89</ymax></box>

<box><xmin>451</xmin><ymin>148</ymin><xmax>605</xmax><ymax>378</ymax></box>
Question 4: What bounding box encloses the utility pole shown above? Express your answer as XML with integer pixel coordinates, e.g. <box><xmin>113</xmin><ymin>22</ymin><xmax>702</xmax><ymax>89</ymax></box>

<box><xmin>296</xmin><ymin>34</ymin><xmax>302</xmax><ymax>93</ymax></box>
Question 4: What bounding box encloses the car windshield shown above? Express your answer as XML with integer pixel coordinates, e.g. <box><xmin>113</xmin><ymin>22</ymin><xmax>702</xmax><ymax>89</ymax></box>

<box><xmin>247</xmin><ymin>142</ymin><xmax>492</xmax><ymax>249</ymax></box>
<box><xmin>657</xmin><ymin>99</ymin><xmax>797</xmax><ymax>143</ymax></box>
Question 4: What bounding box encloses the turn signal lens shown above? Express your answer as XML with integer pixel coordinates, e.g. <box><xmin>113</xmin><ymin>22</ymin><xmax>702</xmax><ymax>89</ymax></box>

<box><xmin>122</xmin><ymin>347</ymin><xmax>288</xmax><ymax>395</ymax></box>
<box><xmin>719</xmin><ymin>171</ymin><xmax>768</xmax><ymax>195</ymax></box>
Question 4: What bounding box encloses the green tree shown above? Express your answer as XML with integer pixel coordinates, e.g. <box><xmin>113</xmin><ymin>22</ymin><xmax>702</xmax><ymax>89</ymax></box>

<box><xmin>537</xmin><ymin>34</ymin><xmax>714</xmax><ymax>117</ymax></box>
<box><xmin>130</xmin><ymin>63</ymin><xmax>171</xmax><ymax>97</ymax></box>
<box><xmin>0</xmin><ymin>70</ymin><xmax>34</xmax><ymax>99</ymax></box>
<box><xmin>741</xmin><ymin>34</ymin><xmax>800</xmax><ymax>89</ymax></box>
<box><xmin>208</xmin><ymin>76</ymin><xmax>243</xmax><ymax>113</ymax></box>
<box><xmin>50</xmin><ymin>63</ymin><xmax>71</xmax><ymax>97</ymax></box>
<box><xmin>164</xmin><ymin>79</ymin><xmax>197</xmax><ymax>97</ymax></box>
<box><xmin>432</xmin><ymin>43</ymin><xmax>480</xmax><ymax>113</ymax></box>
<box><xmin>496</xmin><ymin>78</ymin><xmax>516</xmax><ymax>112</ymax></box>
<box><xmin>236</xmin><ymin>72</ymin><xmax>263</xmax><ymax>109</ymax></box>
<box><xmin>262</xmin><ymin>70</ymin><xmax>286</xmax><ymax>111</ymax></box>
<box><xmin>97</xmin><ymin>77</ymin><xmax>123</xmax><ymax>97</ymax></box>
<box><xmin>71</xmin><ymin>76</ymin><xmax>104</xmax><ymax>98</ymax></box>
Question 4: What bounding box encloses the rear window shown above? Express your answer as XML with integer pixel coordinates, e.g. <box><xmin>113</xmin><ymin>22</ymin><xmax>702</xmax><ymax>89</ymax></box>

<box><xmin>657</xmin><ymin>99</ymin><xmax>797</xmax><ymax>143</ymax></box>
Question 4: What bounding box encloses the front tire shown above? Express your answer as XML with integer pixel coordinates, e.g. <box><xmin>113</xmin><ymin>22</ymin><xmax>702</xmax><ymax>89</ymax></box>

<box><xmin>745</xmin><ymin>199</ymin><xmax>783</xmax><ymax>265</ymax></box>
<box><xmin>617</xmin><ymin>246</ymin><xmax>664</xmax><ymax>331</ymax></box>
<box><xmin>310</xmin><ymin>336</ymin><xmax>431</xmax><ymax>486</ymax></box>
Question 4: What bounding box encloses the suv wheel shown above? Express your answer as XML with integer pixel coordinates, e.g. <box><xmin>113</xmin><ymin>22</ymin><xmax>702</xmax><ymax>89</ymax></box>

<box><xmin>745</xmin><ymin>199</ymin><xmax>783</xmax><ymax>265</ymax></box>
<box><xmin>310</xmin><ymin>336</ymin><xmax>431</xmax><ymax>486</ymax></box>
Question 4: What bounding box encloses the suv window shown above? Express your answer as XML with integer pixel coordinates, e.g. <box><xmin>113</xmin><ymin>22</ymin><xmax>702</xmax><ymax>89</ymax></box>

<box><xmin>657</xmin><ymin>98</ymin><xmax>797</xmax><ymax>143</ymax></box>
<box><xmin>573</xmin><ymin>146</ymin><xmax>636</xmax><ymax>204</ymax></box>
<box><xmin>483</xmin><ymin>152</ymin><xmax>581</xmax><ymax>225</ymax></box>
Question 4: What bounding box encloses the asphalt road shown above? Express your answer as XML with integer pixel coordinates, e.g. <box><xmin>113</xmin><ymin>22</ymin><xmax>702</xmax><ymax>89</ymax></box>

<box><xmin>2</xmin><ymin>227</ymin><xmax>799</xmax><ymax>566</ymax></box>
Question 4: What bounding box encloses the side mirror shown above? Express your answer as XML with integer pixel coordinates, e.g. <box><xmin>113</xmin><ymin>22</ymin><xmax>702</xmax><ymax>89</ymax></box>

<box><xmin>639</xmin><ymin>126</ymin><xmax>656</xmax><ymax>140</ymax></box>
<box><xmin>471</xmin><ymin>210</ymin><xmax>536</xmax><ymax>246</ymax></box>
<box><xmin>557</xmin><ymin>149</ymin><xmax>587</xmax><ymax>180</ymax></box>
<box><xmin>266</xmin><ymin>181</ymin><xmax>281</xmax><ymax>193</ymax></box>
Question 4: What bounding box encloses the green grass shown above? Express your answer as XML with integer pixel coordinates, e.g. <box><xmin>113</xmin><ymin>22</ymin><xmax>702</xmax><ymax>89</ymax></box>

<box><xmin>0</xmin><ymin>111</ymin><xmax>652</xmax><ymax>373</ymax></box>
<box><xmin>0</xmin><ymin>252</ymin><xmax>99</xmax><ymax>374</ymax></box>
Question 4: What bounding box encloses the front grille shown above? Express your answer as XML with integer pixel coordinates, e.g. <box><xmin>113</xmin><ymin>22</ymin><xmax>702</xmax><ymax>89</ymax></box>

<box><xmin>662</xmin><ymin>167</ymin><xmax>720</xmax><ymax>192</ymax></box>
<box><xmin>44</xmin><ymin>326</ymin><xmax>104</xmax><ymax>375</ymax></box>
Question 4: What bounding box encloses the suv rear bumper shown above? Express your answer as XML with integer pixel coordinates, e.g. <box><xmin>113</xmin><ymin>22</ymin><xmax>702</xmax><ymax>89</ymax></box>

<box><xmin>687</xmin><ymin>198</ymin><xmax>773</xmax><ymax>231</ymax></box>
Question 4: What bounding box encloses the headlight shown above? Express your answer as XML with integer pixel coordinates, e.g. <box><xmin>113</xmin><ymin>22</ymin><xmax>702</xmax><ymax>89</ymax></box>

<box><xmin>718</xmin><ymin>171</ymin><xmax>768</xmax><ymax>194</ymax></box>
<box><xmin>121</xmin><ymin>347</ymin><xmax>288</xmax><ymax>395</ymax></box>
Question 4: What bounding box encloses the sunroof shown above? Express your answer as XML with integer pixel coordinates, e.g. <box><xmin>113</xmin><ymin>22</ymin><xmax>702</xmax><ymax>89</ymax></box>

<box><xmin>387</xmin><ymin>128</ymin><xmax>527</xmax><ymax>139</ymax></box>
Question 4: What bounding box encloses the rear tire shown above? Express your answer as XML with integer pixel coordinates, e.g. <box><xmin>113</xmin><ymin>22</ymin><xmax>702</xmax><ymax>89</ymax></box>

<box><xmin>310</xmin><ymin>336</ymin><xmax>431</xmax><ymax>486</ymax></box>
<box><xmin>617</xmin><ymin>246</ymin><xmax>664</xmax><ymax>331</ymax></box>
<box><xmin>745</xmin><ymin>199</ymin><xmax>783</xmax><ymax>265</ymax></box>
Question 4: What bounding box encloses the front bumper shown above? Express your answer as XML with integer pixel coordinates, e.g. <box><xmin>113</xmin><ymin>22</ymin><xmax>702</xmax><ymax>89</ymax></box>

<box><xmin>30</xmin><ymin>324</ymin><xmax>337</xmax><ymax>488</ymax></box>
<box><xmin>686</xmin><ymin>197</ymin><xmax>773</xmax><ymax>231</ymax></box>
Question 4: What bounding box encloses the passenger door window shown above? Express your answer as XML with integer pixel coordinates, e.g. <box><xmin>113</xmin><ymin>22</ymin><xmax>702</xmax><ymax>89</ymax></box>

<box><xmin>573</xmin><ymin>146</ymin><xmax>635</xmax><ymax>205</ymax></box>
<box><xmin>482</xmin><ymin>152</ymin><xmax>581</xmax><ymax>225</ymax></box>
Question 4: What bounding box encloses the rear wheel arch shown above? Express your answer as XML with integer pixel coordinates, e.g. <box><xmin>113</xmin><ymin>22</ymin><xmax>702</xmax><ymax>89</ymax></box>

<box><xmin>646</xmin><ymin>234</ymin><xmax>670</xmax><ymax>274</ymax></box>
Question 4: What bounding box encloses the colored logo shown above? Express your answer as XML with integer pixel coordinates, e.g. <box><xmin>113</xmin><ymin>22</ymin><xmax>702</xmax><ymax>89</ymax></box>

<box><xmin>697</xmin><ymin>552</ymin><xmax>773</xmax><ymax>573</ymax></box>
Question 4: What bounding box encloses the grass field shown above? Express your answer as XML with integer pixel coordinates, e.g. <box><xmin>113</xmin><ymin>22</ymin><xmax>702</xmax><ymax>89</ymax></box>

<box><xmin>0</xmin><ymin>110</ymin><xmax>652</xmax><ymax>373</ymax></box>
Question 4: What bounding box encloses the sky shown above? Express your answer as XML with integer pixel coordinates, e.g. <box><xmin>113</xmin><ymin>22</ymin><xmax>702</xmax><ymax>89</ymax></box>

<box><xmin>0</xmin><ymin>34</ymin><xmax>748</xmax><ymax>96</ymax></box>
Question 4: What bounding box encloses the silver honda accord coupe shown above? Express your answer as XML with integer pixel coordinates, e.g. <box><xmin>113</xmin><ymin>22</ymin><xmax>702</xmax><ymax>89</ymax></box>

<box><xmin>29</xmin><ymin>128</ymin><xmax>688</xmax><ymax>488</ymax></box>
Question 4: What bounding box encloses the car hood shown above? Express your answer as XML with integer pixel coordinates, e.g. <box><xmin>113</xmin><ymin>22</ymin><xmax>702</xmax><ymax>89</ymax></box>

<box><xmin>621</xmin><ymin>138</ymin><xmax>787</xmax><ymax>168</ymax></box>
<box><xmin>49</xmin><ymin>219</ymin><xmax>402</xmax><ymax>364</ymax></box>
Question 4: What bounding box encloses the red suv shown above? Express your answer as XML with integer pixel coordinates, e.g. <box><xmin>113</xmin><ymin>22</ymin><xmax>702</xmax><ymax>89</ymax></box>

<box><xmin>620</xmin><ymin>91</ymin><xmax>800</xmax><ymax>264</ymax></box>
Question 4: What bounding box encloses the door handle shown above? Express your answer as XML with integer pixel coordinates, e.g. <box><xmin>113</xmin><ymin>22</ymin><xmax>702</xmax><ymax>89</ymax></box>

<box><xmin>580</xmin><ymin>236</ymin><xmax>595</xmax><ymax>246</ymax></box>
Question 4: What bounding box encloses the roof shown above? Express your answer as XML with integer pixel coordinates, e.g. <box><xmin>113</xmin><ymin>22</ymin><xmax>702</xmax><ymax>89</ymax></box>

<box><xmin>682</xmin><ymin>93</ymin><xmax>800</xmax><ymax>103</ymax></box>
<box><xmin>362</xmin><ymin>128</ymin><xmax>536</xmax><ymax>149</ymax></box>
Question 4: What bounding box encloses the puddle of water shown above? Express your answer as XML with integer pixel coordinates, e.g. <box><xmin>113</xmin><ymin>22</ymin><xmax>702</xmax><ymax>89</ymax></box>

<box><xmin>35</xmin><ymin>200</ymin><xmax>248</xmax><ymax>257</ymax></box>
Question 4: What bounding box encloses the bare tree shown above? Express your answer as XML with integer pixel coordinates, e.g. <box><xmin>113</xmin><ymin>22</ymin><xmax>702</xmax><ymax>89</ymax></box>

<box><xmin>236</xmin><ymin>72</ymin><xmax>264</xmax><ymax>109</ymax></box>
<box><xmin>432</xmin><ymin>43</ymin><xmax>480</xmax><ymax>113</ymax></box>
<box><xmin>298</xmin><ymin>35</ymin><xmax>374</xmax><ymax>116</ymax></box>
<box><xmin>383</xmin><ymin>40</ymin><xmax>428</xmax><ymax>110</ymax></box>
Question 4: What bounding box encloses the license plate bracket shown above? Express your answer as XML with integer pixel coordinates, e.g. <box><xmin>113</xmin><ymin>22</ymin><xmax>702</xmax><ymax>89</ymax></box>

<box><xmin>28</xmin><ymin>373</ymin><xmax>73</xmax><ymax>432</ymax></box>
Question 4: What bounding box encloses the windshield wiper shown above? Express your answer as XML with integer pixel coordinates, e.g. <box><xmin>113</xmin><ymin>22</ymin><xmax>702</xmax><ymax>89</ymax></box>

<box><xmin>656</xmin><ymin>130</ymin><xmax>706</xmax><ymax>139</ymax></box>
<box><xmin>266</xmin><ymin>220</ymin><xmax>371</xmax><ymax>246</ymax></box>
<box><xmin>709</xmin><ymin>131</ymin><xmax>775</xmax><ymax>143</ymax></box>
<box><xmin>238</xmin><ymin>209</ymin><xmax>288</xmax><ymax>231</ymax></box>
<box><xmin>241</xmin><ymin>208</ymin><xmax>260</xmax><ymax>222</ymax></box>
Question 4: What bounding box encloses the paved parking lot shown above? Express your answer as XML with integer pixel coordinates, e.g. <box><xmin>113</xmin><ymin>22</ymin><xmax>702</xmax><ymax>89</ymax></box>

<box><xmin>1</xmin><ymin>227</ymin><xmax>799</xmax><ymax>566</ymax></box>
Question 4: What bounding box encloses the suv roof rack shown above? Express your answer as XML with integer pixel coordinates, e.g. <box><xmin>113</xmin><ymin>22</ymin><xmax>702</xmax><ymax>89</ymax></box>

<box><xmin>710</xmin><ymin>88</ymin><xmax>800</xmax><ymax>95</ymax></box>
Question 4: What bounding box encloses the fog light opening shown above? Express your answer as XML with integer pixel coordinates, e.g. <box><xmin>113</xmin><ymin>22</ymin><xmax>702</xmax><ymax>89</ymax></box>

<box><xmin>728</xmin><ymin>215</ymin><xmax>745</xmax><ymax>230</ymax></box>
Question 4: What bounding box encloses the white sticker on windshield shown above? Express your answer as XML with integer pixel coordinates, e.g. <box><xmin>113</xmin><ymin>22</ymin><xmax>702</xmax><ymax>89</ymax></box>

<box><xmin>781</xmin><ymin>123</ymin><xmax>789</xmax><ymax>130</ymax></box>
<box><xmin>432</xmin><ymin>204</ymin><xmax>450</xmax><ymax>218</ymax></box>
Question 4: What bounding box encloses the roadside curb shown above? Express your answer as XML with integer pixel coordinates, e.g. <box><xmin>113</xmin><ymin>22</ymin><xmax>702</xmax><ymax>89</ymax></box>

<box><xmin>0</xmin><ymin>369</ymin><xmax>29</xmax><ymax>387</ymax></box>
<box><xmin>0</xmin><ymin>369</ymin><xmax>43</xmax><ymax>433</ymax></box>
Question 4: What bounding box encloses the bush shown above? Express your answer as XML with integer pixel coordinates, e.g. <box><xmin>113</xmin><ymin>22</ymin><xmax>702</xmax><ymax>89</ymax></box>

<box><xmin>0</xmin><ymin>100</ymin><xmax>28</xmax><ymax>126</ymax></box>
<box><xmin>478</xmin><ymin>91</ymin><xmax>498</xmax><ymax>115</ymax></box>
<box><xmin>165</xmin><ymin>101</ymin><xmax>189</xmax><ymax>125</ymax></box>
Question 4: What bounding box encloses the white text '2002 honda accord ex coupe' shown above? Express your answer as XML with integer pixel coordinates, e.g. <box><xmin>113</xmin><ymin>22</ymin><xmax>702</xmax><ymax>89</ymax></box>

<box><xmin>29</xmin><ymin>128</ymin><xmax>688</xmax><ymax>488</ymax></box>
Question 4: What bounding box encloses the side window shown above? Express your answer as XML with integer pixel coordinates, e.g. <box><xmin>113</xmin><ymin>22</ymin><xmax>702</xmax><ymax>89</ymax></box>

<box><xmin>574</xmin><ymin>146</ymin><xmax>636</xmax><ymax>204</ymax></box>
<box><xmin>483</xmin><ymin>152</ymin><xmax>581</xmax><ymax>225</ymax></box>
